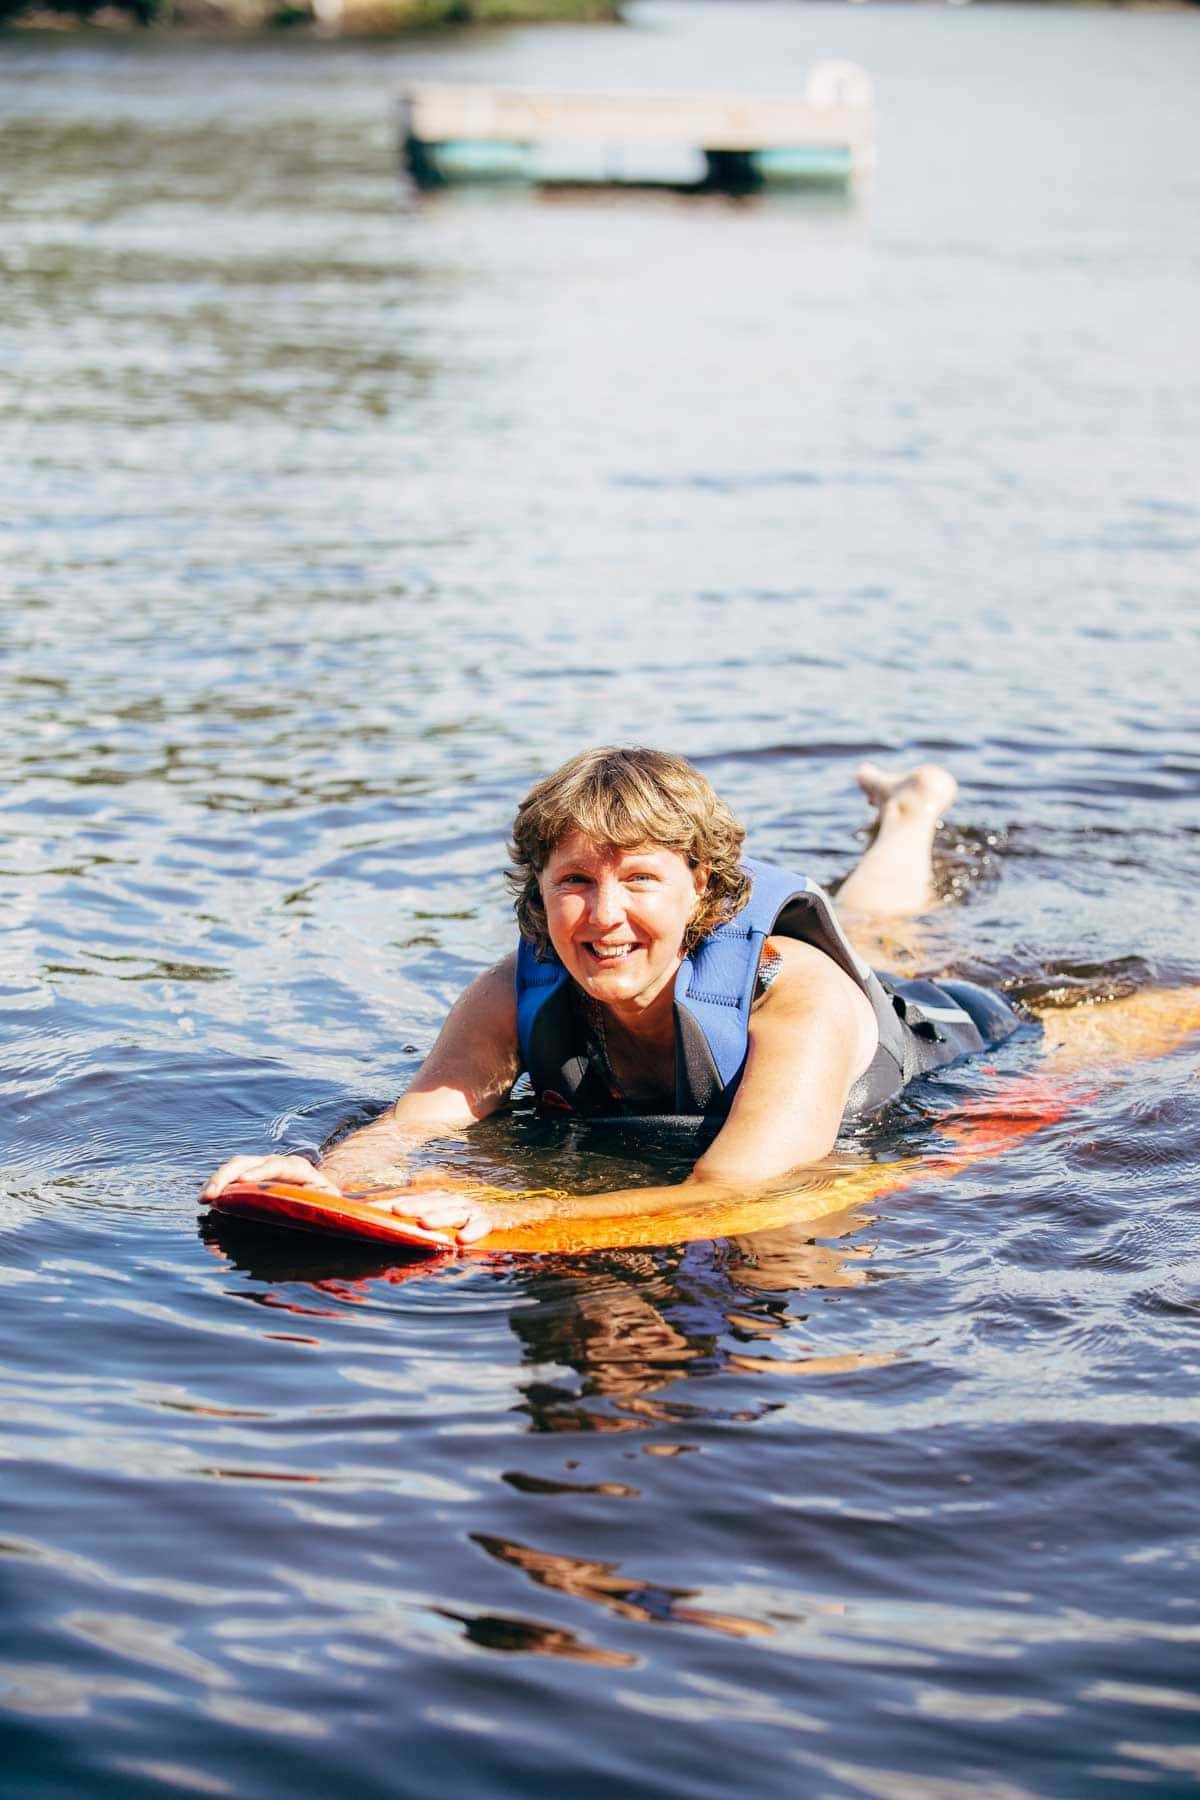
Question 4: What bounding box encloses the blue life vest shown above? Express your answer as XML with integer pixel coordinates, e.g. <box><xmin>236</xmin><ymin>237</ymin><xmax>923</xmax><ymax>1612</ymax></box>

<box><xmin>514</xmin><ymin>857</ymin><xmax>1019</xmax><ymax>1125</ymax></box>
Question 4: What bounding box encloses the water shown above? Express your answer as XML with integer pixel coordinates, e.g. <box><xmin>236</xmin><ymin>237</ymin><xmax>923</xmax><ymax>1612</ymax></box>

<box><xmin>2</xmin><ymin>4</ymin><xmax>1200</xmax><ymax>1792</ymax></box>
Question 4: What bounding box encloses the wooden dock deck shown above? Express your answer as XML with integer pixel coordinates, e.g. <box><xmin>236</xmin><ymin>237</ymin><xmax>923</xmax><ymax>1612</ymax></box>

<box><xmin>400</xmin><ymin>65</ymin><xmax>875</xmax><ymax>193</ymax></box>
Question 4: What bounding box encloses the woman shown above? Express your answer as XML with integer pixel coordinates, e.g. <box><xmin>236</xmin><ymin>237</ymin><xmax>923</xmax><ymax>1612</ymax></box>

<box><xmin>203</xmin><ymin>748</ymin><xmax>1018</xmax><ymax>1242</ymax></box>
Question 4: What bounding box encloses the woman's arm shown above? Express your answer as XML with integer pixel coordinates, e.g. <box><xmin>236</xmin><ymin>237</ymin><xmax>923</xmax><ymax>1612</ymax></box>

<box><xmin>406</xmin><ymin>938</ymin><xmax>879</xmax><ymax>1241</ymax></box>
<box><xmin>201</xmin><ymin>955</ymin><xmax>520</xmax><ymax>1201</ymax></box>
<box><xmin>690</xmin><ymin>937</ymin><xmax>879</xmax><ymax>1184</ymax></box>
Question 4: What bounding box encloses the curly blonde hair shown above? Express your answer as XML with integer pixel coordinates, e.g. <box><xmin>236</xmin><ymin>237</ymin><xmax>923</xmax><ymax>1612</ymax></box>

<box><xmin>508</xmin><ymin>746</ymin><xmax>750</xmax><ymax>959</ymax></box>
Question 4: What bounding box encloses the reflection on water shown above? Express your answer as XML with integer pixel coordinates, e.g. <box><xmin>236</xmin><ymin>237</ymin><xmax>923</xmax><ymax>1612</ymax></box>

<box><xmin>3</xmin><ymin>3</ymin><xmax>1200</xmax><ymax>1796</ymax></box>
<box><xmin>472</xmin><ymin>1532</ymin><xmax>775</xmax><ymax>1640</ymax></box>
<box><xmin>439</xmin><ymin>1602</ymin><xmax>638</xmax><ymax>1667</ymax></box>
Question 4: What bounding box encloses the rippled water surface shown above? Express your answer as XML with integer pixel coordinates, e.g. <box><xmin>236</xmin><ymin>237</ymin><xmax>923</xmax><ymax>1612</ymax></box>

<box><xmin>2</xmin><ymin>4</ymin><xmax>1200</xmax><ymax>1793</ymax></box>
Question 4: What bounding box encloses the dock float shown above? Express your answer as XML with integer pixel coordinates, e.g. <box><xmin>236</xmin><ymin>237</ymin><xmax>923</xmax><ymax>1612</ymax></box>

<box><xmin>400</xmin><ymin>64</ymin><xmax>875</xmax><ymax>193</ymax></box>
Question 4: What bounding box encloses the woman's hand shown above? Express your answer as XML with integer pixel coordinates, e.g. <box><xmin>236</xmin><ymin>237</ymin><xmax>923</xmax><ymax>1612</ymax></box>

<box><xmin>201</xmin><ymin>1154</ymin><xmax>343</xmax><ymax>1203</ymax></box>
<box><xmin>384</xmin><ymin>1177</ymin><xmax>552</xmax><ymax>1246</ymax></box>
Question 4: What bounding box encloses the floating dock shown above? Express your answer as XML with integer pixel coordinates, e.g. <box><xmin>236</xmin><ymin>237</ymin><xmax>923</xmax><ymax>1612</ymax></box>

<box><xmin>400</xmin><ymin>64</ymin><xmax>874</xmax><ymax>193</ymax></box>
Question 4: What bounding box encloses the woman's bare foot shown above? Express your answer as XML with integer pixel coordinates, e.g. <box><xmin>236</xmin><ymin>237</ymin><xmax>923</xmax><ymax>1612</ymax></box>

<box><xmin>856</xmin><ymin>761</ymin><xmax>958</xmax><ymax>826</ymax></box>
<box><xmin>837</xmin><ymin>761</ymin><xmax>960</xmax><ymax>930</ymax></box>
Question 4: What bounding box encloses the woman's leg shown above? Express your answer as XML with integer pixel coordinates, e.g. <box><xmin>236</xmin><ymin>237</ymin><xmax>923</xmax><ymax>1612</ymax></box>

<box><xmin>835</xmin><ymin>764</ymin><xmax>1200</xmax><ymax>1071</ymax></box>
<box><xmin>838</xmin><ymin>762</ymin><xmax>958</xmax><ymax>916</ymax></box>
<box><xmin>835</xmin><ymin>762</ymin><xmax>959</xmax><ymax>969</ymax></box>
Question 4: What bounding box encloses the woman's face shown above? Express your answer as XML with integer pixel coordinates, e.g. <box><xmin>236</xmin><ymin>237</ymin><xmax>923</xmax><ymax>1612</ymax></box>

<box><xmin>539</xmin><ymin>831</ymin><xmax>708</xmax><ymax>1015</ymax></box>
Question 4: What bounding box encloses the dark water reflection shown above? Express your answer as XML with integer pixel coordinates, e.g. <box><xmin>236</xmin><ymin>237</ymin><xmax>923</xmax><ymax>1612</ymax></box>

<box><xmin>3</xmin><ymin>5</ymin><xmax>1200</xmax><ymax>1795</ymax></box>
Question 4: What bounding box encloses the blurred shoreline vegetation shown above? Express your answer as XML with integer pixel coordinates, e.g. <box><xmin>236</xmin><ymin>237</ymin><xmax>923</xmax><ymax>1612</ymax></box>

<box><xmin>2</xmin><ymin>0</ymin><xmax>1191</xmax><ymax>38</ymax></box>
<box><xmin>2</xmin><ymin>0</ymin><xmax>620</xmax><ymax>33</ymax></box>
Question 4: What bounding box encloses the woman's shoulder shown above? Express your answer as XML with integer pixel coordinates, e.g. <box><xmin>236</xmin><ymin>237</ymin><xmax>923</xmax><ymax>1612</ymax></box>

<box><xmin>755</xmin><ymin>934</ymin><xmax>831</xmax><ymax>985</ymax></box>
<box><xmin>448</xmin><ymin>953</ymin><xmax>519</xmax><ymax>1024</ymax></box>
<box><xmin>753</xmin><ymin>935</ymin><xmax>876</xmax><ymax>1017</ymax></box>
<box><xmin>749</xmin><ymin>936</ymin><xmax>880</xmax><ymax>1081</ymax></box>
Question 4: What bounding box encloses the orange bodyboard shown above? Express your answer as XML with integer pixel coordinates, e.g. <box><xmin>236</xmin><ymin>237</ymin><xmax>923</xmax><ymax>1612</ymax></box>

<box><xmin>212</xmin><ymin>1180</ymin><xmax>457</xmax><ymax>1252</ymax></box>
<box><xmin>208</xmin><ymin>1073</ymin><xmax>1080</xmax><ymax>1258</ymax></box>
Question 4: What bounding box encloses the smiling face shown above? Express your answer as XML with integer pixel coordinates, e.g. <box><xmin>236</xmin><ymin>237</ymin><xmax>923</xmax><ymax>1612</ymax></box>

<box><xmin>539</xmin><ymin>831</ymin><xmax>709</xmax><ymax>1018</ymax></box>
